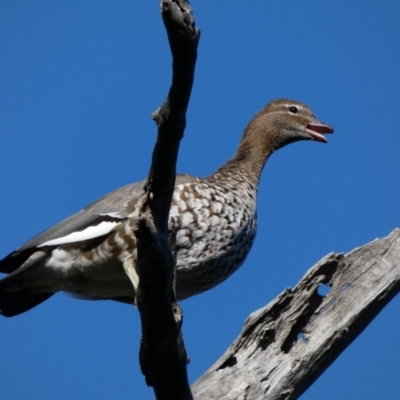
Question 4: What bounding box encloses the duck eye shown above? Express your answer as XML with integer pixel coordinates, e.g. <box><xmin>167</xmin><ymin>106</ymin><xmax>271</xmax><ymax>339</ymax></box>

<box><xmin>289</xmin><ymin>106</ymin><xmax>298</xmax><ymax>114</ymax></box>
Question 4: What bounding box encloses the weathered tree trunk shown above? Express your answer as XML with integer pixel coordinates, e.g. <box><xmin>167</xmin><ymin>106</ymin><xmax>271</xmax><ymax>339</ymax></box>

<box><xmin>191</xmin><ymin>229</ymin><xmax>400</xmax><ymax>399</ymax></box>
<box><xmin>134</xmin><ymin>1</ymin><xmax>199</xmax><ymax>399</ymax></box>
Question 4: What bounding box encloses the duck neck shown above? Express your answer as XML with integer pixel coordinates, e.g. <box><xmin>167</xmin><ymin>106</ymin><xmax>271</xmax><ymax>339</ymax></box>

<box><xmin>207</xmin><ymin>138</ymin><xmax>274</xmax><ymax>197</ymax></box>
<box><xmin>211</xmin><ymin>121</ymin><xmax>275</xmax><ymax>185</ymax></box>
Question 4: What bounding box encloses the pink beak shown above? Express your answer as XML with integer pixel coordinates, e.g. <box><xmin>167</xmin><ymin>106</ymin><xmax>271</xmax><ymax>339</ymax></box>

<box><xmin>306</xmin><ymin>122</ymin><xmax>334</xmax><ymax>143</ymax></box>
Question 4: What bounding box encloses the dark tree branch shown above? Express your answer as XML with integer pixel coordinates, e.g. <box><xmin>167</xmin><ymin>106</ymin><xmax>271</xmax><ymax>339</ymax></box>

<box><xmin>192</xmin><ymin>229</ymin><xmax>400</xmax><ymax>399</ymax></box>
<box><xmin>134</xmin><ymin>1</ymin><xmax>200</xmax><ymax>399</ymax></box>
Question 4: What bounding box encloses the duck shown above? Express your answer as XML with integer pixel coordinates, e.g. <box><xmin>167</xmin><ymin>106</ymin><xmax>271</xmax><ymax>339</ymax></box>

<box><xmin>0</xmin><ymin>99</ymin><xmax>333</xmax><ymax>317</ymax></box>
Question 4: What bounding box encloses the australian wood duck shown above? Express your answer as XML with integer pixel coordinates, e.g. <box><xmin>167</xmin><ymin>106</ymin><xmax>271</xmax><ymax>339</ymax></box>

<box><xmin>0</xmin><ymin>99</ymin><xmax>333</xmax><ymax>317</ymax></box>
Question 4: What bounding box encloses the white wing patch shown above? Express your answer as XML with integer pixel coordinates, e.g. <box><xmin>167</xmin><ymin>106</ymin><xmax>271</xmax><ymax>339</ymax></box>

<box><xmin>38</xmin><ymin>220</ymin><xmax>120</xmax><ymax>247</ymax></box>
<box><xmin>100</xmin><ymin>212</ymin><xmax>123</xmax><ymax>218</ymax></box>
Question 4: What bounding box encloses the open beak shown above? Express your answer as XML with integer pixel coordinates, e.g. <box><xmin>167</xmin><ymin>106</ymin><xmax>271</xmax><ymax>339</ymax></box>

<box><xmin>306</xmin><ymin>122</ymin><xmax>334</xmax><ymax>143</ymax></box>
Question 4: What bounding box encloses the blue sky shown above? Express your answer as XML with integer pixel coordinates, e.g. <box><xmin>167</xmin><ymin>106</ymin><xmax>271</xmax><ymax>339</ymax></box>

<box><xmin>1</xmin><ymin>1</ymin><xmax>399</xmax><ymax>399</ymax></box>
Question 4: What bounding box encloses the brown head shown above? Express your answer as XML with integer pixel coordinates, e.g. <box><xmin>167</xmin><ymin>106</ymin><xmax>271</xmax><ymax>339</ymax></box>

<box><xmin>234</xmin><ymin>99</ymin><xmax>333</xmax><ymax>168</ymax></box>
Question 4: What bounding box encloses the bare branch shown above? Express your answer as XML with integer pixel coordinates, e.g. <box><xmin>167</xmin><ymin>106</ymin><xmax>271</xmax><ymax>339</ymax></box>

<box><xmin>134</xmin><ymin>1</ymin><xmax>200</xmax><ymax>399</ymax></box>
<box><xmin>192</xmin><ymin>229</ymin><xmax>400</xmax><ymax>399</ymax></box>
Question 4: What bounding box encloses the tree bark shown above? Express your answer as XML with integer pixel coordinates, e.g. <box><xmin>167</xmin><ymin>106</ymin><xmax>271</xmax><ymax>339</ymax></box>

<box><xmin>134</xmin><ymin>1</ymin><xmax>200</xmax><ymax>399</ymax></box>
<box><xmin>192</xmin><ymin>229</ymin><xmax>400</xmax><ymax>399</ymax></box>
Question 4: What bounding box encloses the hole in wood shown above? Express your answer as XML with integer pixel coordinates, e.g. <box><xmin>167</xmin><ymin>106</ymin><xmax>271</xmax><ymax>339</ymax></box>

<box><xmin>297</xmin><ymin>332</ymin><xmax>309</xmax><ymax>344</ymax></box>
<box><xmin>317</xmin><ymin>283</ymin><xmax>331</xmax><ymax>297</ymax></box>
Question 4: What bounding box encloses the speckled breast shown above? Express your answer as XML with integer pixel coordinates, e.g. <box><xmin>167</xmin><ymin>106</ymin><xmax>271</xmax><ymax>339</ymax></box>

<box><xmin>170</xmin><ymin>178</ymin><xmax>258</xmax><ymax>300</ymax></box>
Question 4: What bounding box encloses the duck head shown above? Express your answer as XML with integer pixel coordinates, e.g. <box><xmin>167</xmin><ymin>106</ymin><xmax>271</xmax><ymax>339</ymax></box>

<box><xmin>237</xmin><ymin>99</ymin><xmax>334</xmax><ymax>163</ymax></box>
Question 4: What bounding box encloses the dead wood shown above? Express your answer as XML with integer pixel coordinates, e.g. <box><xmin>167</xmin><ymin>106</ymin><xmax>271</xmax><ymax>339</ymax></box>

<box><xmin>134</xmin><ymin>1</ymin><xmax>200</xmax><ymax>399</ymax></box>
<box><xmin>192</xmin><ymin>229</ymin><xmax>400</xmax><ymax>399</ymax></box>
